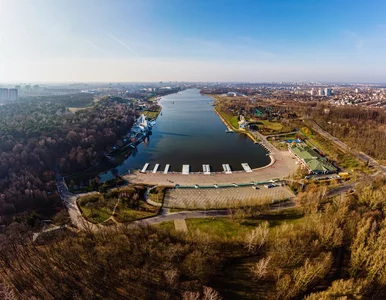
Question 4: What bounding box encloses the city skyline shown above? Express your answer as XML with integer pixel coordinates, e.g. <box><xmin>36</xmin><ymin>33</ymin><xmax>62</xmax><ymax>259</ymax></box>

<box><xmin>1</xmin><ymin>0</ymin><xmax>386</xmax><ymax>83</ymax></box>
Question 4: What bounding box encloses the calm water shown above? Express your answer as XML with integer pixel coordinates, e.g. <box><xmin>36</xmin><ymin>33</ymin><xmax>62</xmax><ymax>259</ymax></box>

<box><xmin>101</xmin><ymin>89</ymin><xmax>269</xmax><ymax>180</ymax></box>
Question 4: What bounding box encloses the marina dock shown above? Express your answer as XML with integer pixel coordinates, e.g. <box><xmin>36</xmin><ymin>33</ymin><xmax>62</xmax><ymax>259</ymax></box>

<box><xmin>141</xmin><ymin>163</ymin><xmax>149</xmax><ymax>173</ymax></box>
<box><xmin>241</xmin><ymin>163</ymin><xmax>253</xmax><ymax>173</ymax></box>
<box><xmin>163</xmin><ymin>164</ymin><xmax>170</xmax><ymax>174</ymax></box>
<box><xmin>182</xmin><ymin>165</ymin><xmax>190</xmax><ymax>175</ymax></box>
<box><xmin>203</xmin><ymin>164</ymin><xmax>211</xmax><ymax>174</ymax></box>
<box><xmin>152</xmin><ymin>164</ymin><xmax>159</xmax><ymax>173</ymax></box>
<box><xmin>222</xmin><ymin>164</ymin><xmax>232</xmax><ymax>174</ymax></box>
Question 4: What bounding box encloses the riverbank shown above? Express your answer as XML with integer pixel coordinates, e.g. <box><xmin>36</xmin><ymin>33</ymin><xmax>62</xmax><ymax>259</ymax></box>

<box><xmin>213</xmin><ymin>105</ymin><xmax>260</xmax><ymax>143</ymax></box>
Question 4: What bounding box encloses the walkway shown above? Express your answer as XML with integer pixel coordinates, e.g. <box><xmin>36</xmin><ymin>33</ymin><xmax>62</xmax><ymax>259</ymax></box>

<box><xmin>135</xmin><ymin>200</ymin><xmax>296</xmax><ymax>226</ymax></box>
<box><xmin>56</xmin><ymin>175</ymin><xmax>101</xmax><ymax>231</ymax></box>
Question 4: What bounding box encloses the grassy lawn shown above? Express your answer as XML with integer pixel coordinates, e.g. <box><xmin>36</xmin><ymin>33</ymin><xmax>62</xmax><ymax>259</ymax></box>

<box><xmin>186</xmin><ymin>218</ymin><xmax>257</xmax><ymax>242</ymax></box>
<box><xmin>258</xmin><ymin>120</ymin><xmax>283</xmax><ymax>131</ymax></box>
<box><xmin>155</xmin><ymin>220</ymin><xmax>175</xmax><ymax>231</ymax></box>
<box><xmin>143</xmin><ymin>106</ymin><xmax>161</xmax><ymax>120</ymax></box>
<box><xmin>78</xmin><ymin>185</ymin><xmax>159</xmax><ymax>224</ymax></box>
<box><xmin>114</xmin><ymin>201</ymin><xmax>159</xmax><ymax>223</ymax></box>
<box><xmin>185</xmin><ymin>208</ymin><xmax>304</xmax><ymax>242</ymax></box>
<box><xmin>218</xmin><ymin>108</ymin><xmax>240</xmax><ymax>130</ymax></box>
<box><xmin>250</xmin><ymin>120</ymin><xmax>292</xmax><ymax>135</ymax></box>
<box><xmin>80</xmin><ymin>205</ymin><xmax>111</xmax><ymax>223</ymax></box>
<box><xmin>270</xmin><ymin>132</ymin><xmax>298</xmax><ymax>140</ymax></box>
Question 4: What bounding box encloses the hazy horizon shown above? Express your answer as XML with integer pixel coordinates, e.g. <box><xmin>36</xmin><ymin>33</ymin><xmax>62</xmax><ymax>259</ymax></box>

<box><xmin>1</xmin><ymin>0</ymin><xmax>386</xmax><ymax>83</ymax></box>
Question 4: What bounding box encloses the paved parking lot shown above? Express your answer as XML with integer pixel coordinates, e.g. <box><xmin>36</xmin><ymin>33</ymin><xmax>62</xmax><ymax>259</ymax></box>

<box><xmin>164</xmin><ymin>186</ymin><xmax>295</xmax><ymax>209</ymax></box>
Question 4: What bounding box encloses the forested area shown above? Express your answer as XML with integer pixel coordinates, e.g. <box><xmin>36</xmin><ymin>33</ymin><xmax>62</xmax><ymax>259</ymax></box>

<box><xmin>1</xmin><ymin>177</ymin><xmax>386</xmax><ymax>299</ymax></box>
<box><xmin>309</xmin><ymin>105</ymin><xmax>386</xmax><ymax>161</ymax></box>
<box><xmin>0</xmin><ymin>225</ymin><xmax>222</xmax><ymax>299</ymax></box>
<box><xmin>0</xmin><ymin>96</ymin><xmax>135</xmax><ymax>218</ymax></box>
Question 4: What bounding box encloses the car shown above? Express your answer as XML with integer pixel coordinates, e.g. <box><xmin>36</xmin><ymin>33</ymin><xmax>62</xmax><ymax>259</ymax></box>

<box><xmin>252</xmin><ymin>185</ymin><xmax>260</xmax><ymax>190</ymax></box>
<box><xmin>264</xmin><ymin>184</ymin><xmax>276</xmax><ymax>189</ymax></box>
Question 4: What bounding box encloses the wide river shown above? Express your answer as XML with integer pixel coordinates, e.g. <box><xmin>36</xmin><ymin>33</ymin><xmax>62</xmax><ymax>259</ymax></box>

<box><xmin>101</xmin><ymin>89</ymin><xmax>270</xmax><ymax>180</ymax></box>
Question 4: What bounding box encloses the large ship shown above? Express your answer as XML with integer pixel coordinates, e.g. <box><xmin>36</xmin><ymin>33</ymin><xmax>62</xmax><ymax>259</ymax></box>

<box><xmin>107</xmin><ymin>114</ymin><xmax>154</xmax><ymax>156</ymax></box>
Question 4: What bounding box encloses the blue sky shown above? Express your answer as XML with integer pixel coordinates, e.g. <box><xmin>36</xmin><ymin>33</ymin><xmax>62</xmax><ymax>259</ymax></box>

<box><xmin>0</xmin><ymin>0</ymin><xmax>386</xmax><ymax>82</ymax></box>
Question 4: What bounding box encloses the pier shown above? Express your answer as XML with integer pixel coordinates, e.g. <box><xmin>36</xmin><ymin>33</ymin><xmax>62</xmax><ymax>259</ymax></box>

<box><xmin>203</xmin><ymin>164</ymin><xmax>211</xmax><ymax>175</ymax></box>
<box><xmin>241</xmin><ymin>163</ymin><xmax>253</xmax><ymax>173</ymax></box>
<box><xmin>163</xmin><ymin>164</ymin><xmax>170</xmax><ymax>174</ymax></box>
<box><xmin>141</xmin><ymin>163</ymin><xmax>149</xmax><ymax>173</ymax></box>
<box><xmin>222</xmin><ymin>164</ymin><xmax>232</xmax><ymax>174</ymax></box>
<box><xmin>152</xmin><ymin>164</ymin><xmax>159</xmax><ymax>173</ymax></box>
<box><xmin>182</xmin><ymin>165</ymin><xmax>190</xmax><ymax>175</ymax></box>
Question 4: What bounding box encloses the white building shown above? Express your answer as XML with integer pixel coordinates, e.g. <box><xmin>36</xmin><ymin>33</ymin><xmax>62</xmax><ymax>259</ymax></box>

<box><xmin>318</xmin><ymin>88</ymin><xmax>324</xmax><ymax>96</ymax></box>
<box><xmin>324</xmin><ymin>88</ymin><xmax>332</xmax><ymax>97</ymax></box>
<box><xmin>0</xmin><ymin>88</ymin><xmax>8</xmax><ymax>102</ymax></box>
<box><xmin>8</xmin><ymin>88</ymin><xmax>18</xmax><ymax>101</ymax></box>
<box><xmin>310</xmin><ymin>88</ymin><xmax>315</xmax><ymax>96</ymax></box>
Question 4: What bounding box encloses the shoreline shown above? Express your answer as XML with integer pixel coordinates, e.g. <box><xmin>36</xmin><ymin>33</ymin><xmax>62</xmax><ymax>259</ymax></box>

<box><xmin>214</xmin><ymin>106</ymin><xmax>259</xmax><ymax>144</ymax></box>
<box><xmin>208</xmin><ymin>96</ymin><xmax>260</xmax><ymax>144</ymax></box>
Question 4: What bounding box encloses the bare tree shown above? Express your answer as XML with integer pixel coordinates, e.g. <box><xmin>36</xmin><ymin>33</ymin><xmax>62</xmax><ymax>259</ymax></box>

<box><xmin>245</xmin><ymin>221</ymin><xmax>269</xmax><ymax>253</ymax></box>
<box><xmin>202</xmin><ymin>286</ymin><xmax>222</xmax><ymax>300</ymax></box>
<box><xmin>164</xmin><ymin>268</ymin><xmax>179</xmax><ymax>289</ymax></box>
<box><xmin>182</xmin><ymin>291</ymin><xmax>200</xmax><ymax>300</ymax></box>
<box><xmin>251</xmin><ymin>256</ymin><xmax>271</xmax><ymax>281</ymax></box>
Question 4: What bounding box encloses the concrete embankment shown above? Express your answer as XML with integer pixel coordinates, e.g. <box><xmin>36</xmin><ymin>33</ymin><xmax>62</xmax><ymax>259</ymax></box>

<box><xmin>213</xmin><ymin>107</ymin><xmax>233</xmax><ymax>132</ymax></box>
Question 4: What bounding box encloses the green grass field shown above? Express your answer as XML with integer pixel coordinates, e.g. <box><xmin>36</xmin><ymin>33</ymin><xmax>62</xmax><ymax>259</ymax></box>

<box><xmin>250</xmin><ymin>119</ymin><xmax>292</xmax><ymax>135</ymax></box>
<box><xmin>114</xmin><ymin>201</ymin><xmax>159</xmax><ymax>223</ymax></box>
<box><xmin>218</xmin><ymin>108</ymin><xmax>240</xmax><ymax>130</ymax></box>
<box><xmin>78</xmin><ymin>186</ymin><xmax>160</xmax><ymax>224</ymax></box>
<box><xmin>143</xmin><ymin>106</ymin><xmax>162</xmax><ymax>120</ymax></box>
<box><xmin>185</xmin><ymin>208</ymin><xmax>304</xmax><ymax>242</ymax></box>
<box><xmin>80</xmin><ymin>205</ymin><xmax>112</xmax><ymax>223</ymax></box>
<box><xmin>258</xmin><ymin>120</ymin><xmax>283</xmax><ymax>131</ymax></box>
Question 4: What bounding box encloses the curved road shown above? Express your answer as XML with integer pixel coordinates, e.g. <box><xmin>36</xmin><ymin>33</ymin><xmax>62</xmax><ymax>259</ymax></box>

<box><xmin>56</xmin><ymin>173</ymin><xmax>296</xmax><ymax>231</ymax></box>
